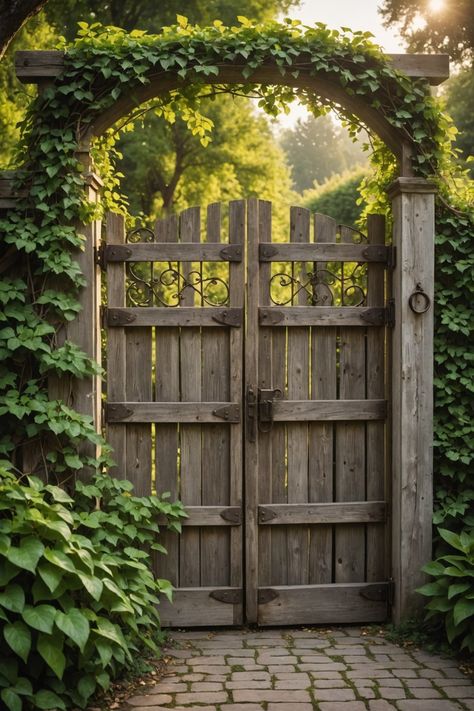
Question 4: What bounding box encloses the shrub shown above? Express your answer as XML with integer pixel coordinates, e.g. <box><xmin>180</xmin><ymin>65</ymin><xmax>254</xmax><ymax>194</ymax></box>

<box><xmin>417</xmin><ymin>527</ymin><xmax>474</xmax><ymax>654</ymax></box>
<box><xmin>0</xmin><ymin>466</ymin><xmax>186</xmax><ymax>710</ymax></box>
<box><xmin>301</xmin><ymin>168</ymin><xmax>367</xmax><ymax>228</ymax></box>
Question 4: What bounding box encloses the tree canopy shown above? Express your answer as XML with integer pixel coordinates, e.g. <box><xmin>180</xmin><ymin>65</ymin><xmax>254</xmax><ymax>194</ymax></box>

<box><xmin>379</xmin><ymin>0</ymin><xmax>473</xmax><ymax>65</ymax></box>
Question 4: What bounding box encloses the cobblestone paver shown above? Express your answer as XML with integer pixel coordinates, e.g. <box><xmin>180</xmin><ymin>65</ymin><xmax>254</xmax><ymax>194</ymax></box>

<box><xmin>122</xmin><ymin>628</ymin><xmax>474</xmax><ymax>711</ymax></box>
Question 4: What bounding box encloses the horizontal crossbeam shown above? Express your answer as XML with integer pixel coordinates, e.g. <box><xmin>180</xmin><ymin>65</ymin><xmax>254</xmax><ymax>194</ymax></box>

<box><xmin>258</xmin><ymin>501</ymin><xmax>387</xmax><ymax>525</ymax></box>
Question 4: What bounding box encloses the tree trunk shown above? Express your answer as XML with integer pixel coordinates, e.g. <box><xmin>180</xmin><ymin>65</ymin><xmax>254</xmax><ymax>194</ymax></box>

<box><xmin>0</xmin><ymin>0</ymin><xmax>48</xmax><ymax>59</ymax></box>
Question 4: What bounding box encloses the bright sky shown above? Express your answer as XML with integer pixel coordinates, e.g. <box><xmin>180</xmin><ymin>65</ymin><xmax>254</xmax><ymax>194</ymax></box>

<box><xmin>275</xmin><ymin>0</ymin><xmax>406</xmax><ymax>127</ymax></box>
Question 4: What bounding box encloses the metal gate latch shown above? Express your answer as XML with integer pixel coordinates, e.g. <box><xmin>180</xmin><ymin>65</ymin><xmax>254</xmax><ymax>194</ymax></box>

<box><xmin>258</xmin><ymin>388</ymin><xmax>282</xmax><ymax>433</ymax></box>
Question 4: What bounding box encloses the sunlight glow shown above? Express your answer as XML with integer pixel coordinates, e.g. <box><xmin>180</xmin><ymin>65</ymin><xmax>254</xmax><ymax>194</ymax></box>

<box><xmin>428</xmin><ymin>0</ymin><xmax>445</xmax><ymax>12</ymax></box>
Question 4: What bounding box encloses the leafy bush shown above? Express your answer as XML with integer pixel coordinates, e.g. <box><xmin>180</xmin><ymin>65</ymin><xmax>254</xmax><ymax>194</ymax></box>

<box><xmin>0</xmin><ymin>467</ymin><xmax>186</xmax><ymax>710</ymax></box>
<box><xmin>417</xmin><ymin>527</ymin><xmax>474</xmax><ymax>654</ymax></box>
<box><xmin>302</xmin><ymin>168</ymin><xmax>367</xmax><ymax>228</ymax></box>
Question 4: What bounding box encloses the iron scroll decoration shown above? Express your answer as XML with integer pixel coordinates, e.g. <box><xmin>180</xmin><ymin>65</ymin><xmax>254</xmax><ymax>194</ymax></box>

<box><xmin>408</xmin><ymin>282</ymin><xmax>431</xmax><ymax>314</ymax></box>
<box><xmin>124</xmin><ymin>226</ymin><xmax>230</xmax><ymax>307</ymax></box>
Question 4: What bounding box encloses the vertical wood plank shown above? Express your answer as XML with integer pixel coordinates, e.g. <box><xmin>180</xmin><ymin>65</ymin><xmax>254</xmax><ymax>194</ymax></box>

<box><xmin>335</xmin><ymin>225</ymin><xmax>366</xmax><ymax>583</ymax></box>
<box><xmin>257</xmin><ymin>200</ymin><xmax>272</xmax><ymax>588</ymax></box>
<box><xmin>366</xmin><ymin>214</ymin><xmax>387</xmax><ymax>582</ymax></box>
<box><xmin>309</xmin><ymin>213</ymin><xmax>337</xmax><ymax>584</ymax></box>
<box><xmin>229</xmin><ymin>199</ymin><xmax>245</xmax><ymax>623</ymax></box>
<box><xmin>287</xmin><ymin>207</ymin><xmax>310</xmax><ymax>585</ymax></box>
<box><xmin>245</xmin><ymin>197</ymin><xmax>259</xmax><ymax>622</ymax></box>
<box><xmin>154</xmin><ymin>214</ymin><xmax>180</xmax><ymax>586</ymax></box>
<box><xmin>179</xmin><ymin>206</ymin><xmax>202</xmax><ymax>587</ymax></box>
<box><xmin>106</xmin><ymin>213</ymin><xmax>126</xmax><ymax>480</ymax></box>
<box><xmin>201</xmin><ymin>203</ymin><xmax>230</xmax><ymax>587</ymax></box>
<box><xmin>388</xmin><ymin>179</ymin><xmax>435</xmax><ymax>620</ymax></box>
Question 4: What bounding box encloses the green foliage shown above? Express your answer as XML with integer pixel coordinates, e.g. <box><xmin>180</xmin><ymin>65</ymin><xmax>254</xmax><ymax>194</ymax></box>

<box><xmin>280</xmin><ymin>115</ymin><xmax>367</xmax><ymax>193</ymax></box>
<box><xmin>442</xmin><ymin>69</ymin><xmax>474</xmax><ymax>177</ymax></box>
<box><xmin>0</xmin><ymin>466</ymin><xmax>186</xmax><ymax>710</ymax></box>
<box><xmin>302</xmin><ymin>168</ymin><xmax>367</xmax><ymax>227</ymax></box>
<box><xmin>417</xmin><ymin>528</ymin><xmax>474</xmax><ymax>654</ymax></box>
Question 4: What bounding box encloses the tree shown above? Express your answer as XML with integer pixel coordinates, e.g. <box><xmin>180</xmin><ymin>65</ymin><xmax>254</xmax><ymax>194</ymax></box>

<box><xmin>443</xmin><ymin>70</ymin><xmax>474</xmax><ymax>176</ymax></box>
<box><xmin>379</xmin><ymin>0</ymin><xmax>473</xmax><ymax>65</ymax></box>
<box><xmin>279</xmin><ymin>114</ymin><xmax>367</xmax><ymax>194</ymax></box>
<box><xmin>45</xmin><ymin>0</ymin><xmax>298</xmax><ymax>40</ymax></box>
<box><xmin>302</xmin><ymin>168</ymin><xmax>367</xmax><ymax>228</ymax></box>
<box><xmin>117</xmin><ymin>95</ymin><xmax>295</xmax><ymax>219</ymax></box>
<box><xmin>0</xmin><ymin>0</ymin><xmax>49</xmax><ymax>59</ymax></box>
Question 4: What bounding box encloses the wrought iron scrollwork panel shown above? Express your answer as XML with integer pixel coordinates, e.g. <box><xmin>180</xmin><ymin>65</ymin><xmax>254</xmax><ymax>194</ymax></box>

<box><xmin>270</xmin><ymin>263</ymin><xmax>367</xmax><ymax>307</ymax></box>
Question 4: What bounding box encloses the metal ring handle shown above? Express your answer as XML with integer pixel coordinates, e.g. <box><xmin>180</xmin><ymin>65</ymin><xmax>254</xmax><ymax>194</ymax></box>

<box><xmin>409</xmin><ymin>283</ymin><xmax>431</xmax><ymax>314</ymax></box>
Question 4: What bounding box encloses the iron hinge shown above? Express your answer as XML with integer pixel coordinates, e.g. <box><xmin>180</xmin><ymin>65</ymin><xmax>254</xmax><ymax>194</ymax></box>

<box><xmin>209</xmin><ymin>589</ymin><xmax>242</xmax><ymax>605</ymax></box>
<box><xmin>219</xmin><ymin>244</ymin><xmax>243</xmax><ymax>262</ymax></box>
<box><xmin>359</xmin><ymin>580</ymin><xmax>395</xmax><ymax>606</ymax></box>
<box><xmin>387</xmin><ymin>246</ymin><xmax>396</xmax><ymax>269</ymax></box>
<box><xmin>212</xmin><ymin>404</ymin><xmax>240</xmax><ymax>422</ymax></box>
<box><xmin>219</xmin><ymin>508</ymin><xmax>242</xmax><ymax>525</ymax></box>
<box><xmin>103</xmin><ymin>244</ymin><xmax>133</xmax><ymax>263</ymax></box>
<box><xmin>211</xmin><ymin>308</ymin><xmax>242</xmax><ymax>327</ymax></box>
<box><xmin>386</xmin><ymin>298</ymin><xmax>395</xmax><ymax>328</ymax></box>
<box><xmin>258</xmin><ymin>588</ymin><xmax>279</xmax><ymax>605</ymax></box>
<box><xmin>106</xmin><ymin>403</ymin><xmax>133</xmax><ymax>422</ymax></box>
<box><xmin>259</xmin><ymin>244</ymin><xmax>279</xmax><ymax>261</ymax></box>
<box><xmin>95</xmin><ymin>243</ymin><xmax>106</xmax><ymax>270</ymax></box>
<box><xmin>106</xmin><ymin>308</ymin><xmax>137</xmax><ymax>327</ymax></box>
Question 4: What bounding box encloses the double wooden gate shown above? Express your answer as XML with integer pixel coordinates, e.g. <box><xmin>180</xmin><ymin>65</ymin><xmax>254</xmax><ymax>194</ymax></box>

<box><xmin>103</xmin><ymin>199</ymin><xmax>393</xmax><ymax>627</ymax></box>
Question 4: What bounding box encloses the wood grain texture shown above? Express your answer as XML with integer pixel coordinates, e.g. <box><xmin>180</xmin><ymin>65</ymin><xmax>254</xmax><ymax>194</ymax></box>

<box><xmin>228</xmin><ymin>200</ymin><xmax>245</xmax><ymax>623</ymax></box>
<box><xmin>107</xmin><ymin>306</ymin><xmax>242</xmax><ymax>327</ymax></box>
<box><xmin>388</xmin><ymin>180</ymin><xmax>435</xmax><ymax>621</ymax></box>
<box><xmin>178</xmin><ymin>506</ymin><xmax>242</xmax><ymax>526</ymax></box>
<box><xmin>259</xmin><ymin>242</ymin><xmax>391</xmax><ymax>263</ymax></box>
<box><xmin>335</xmin><ymin>226</ymin><xmax>366</xmax><ymax>584</ymax></box>
<box><xmin>366</xmin><ymin>214</ymin><xmax>387</xmax><ymax>583</ymax></box>
<box><xmin>257</xmin><ymin>583</ymin><xmax>389</xmax><ymax>625</ymax></box>
<box><xmin>159</xmin><ymin>587</ymin><xmax>241</xmax><ymax>627</ymax></box>
<box><xmin>309</xmin><ymin>213</ymin><xmax>337</xmax><ymax>584</ymax></box>
<box><xmin>154</xmin><ymin>214</ymin><xmax>180</xmax><ymax>587</ymax></box>
<box><xmin>259</xmin><ymin>501</ymin><xmax>386</xmax><ymax>525</ymax></box>
<box><xmin>286</xmin><ymin>206</ymin><xmax>310</xmax><ymax>586</ymax></box>
<box><xmin>106</xmin><ymin>401</ymin><xmax>240</xmax><ymax>422</ymax></box>
<box><xmin>106</xmin><ymin>213</ymin><xmax>127</xmax><ymax>479</ymax></box>
<box><xmin>201</xmin><ymin>203</ymin><xmax>230</xmax><ymax>588</ymax></box>
<box><xmin>104</xmin><ymin>241</ymin><xmax>242</xmax><ymax>262</ymax></box>
<box><xmin>273</xmin><ymin>399</ymin><xmax>386</xmax><ymax>421</ymax></box>
<box><xmin>178</xmin><ymin>206</ymin><xmax>202</xmax><ymax>588</ymax></box>
<box><xmin>259</xmin><ymin>306</ymin><xmax>386</xmax><ymax>326</ymax></box>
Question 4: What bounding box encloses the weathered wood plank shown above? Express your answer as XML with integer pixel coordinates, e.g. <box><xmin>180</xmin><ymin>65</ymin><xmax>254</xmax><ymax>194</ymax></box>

<box><xmin>201</xmin><ymin>203</ymin><xmax>230</xmax><ymax>588</ymax></box>
<box><xmin>103</xmin><ymin>241</ymin><xmax>242</xmax><ymax>262</ymax></box>
<box><xmin>273</xmin><ymin>399</ymin><xmax>386</xmax><ymax>421</ymax></box>
<box><xmin>259</xmin><ymin>501</ymin><xmax>386</xmax><ymax>525</ymax></box>
<box><xmin>154</xmin><ymin>213</ymin><xmax>180</xmax><ymax>587</ymax></box>
<box><xmin>366</xmin><ymin>214</ymin><xmax>387</xmax><ymax>583</ymax></box>
<box><xmin>257</xmin><ymin>200</ymin><xmax>273</xmax><ymax>588</ymax></box>
<box><xmin>259</xmin><ymin>242</ymin><xmax>391</xmax><ymax>263</ymax></box>
<box><xmin>106</xmin><ymin>213</ymin><xmax>127</xmax><ymax>480</ymax></box>
<box><xmin>106</xmin><ymin>401</ymin><xmax>240</xmax><ymax>423</ymax></box>
<box><xmin>257</xmin><ymin>583</ymin><xmax>389</xmax><ymax>625</ymax></box>
<box><xmin>387</xmin><ymin>178</ymin><xmax>435</xmax><ymax>620</ymax></box>
<box><xmin>228</xmin><ymin>200</ymin><xmax>245</xmax><ymax>623</ymax></box>
<box><xmin>245</xmin><ymin>198</ymin><xmax>260</xmax><ymax>622</ymax></box>
<box><xmin>179</xmin><ymin>206</ymin><xmax>202</xmax><ymax>588</ymax></box>
<box><xmin>335</xmin><ymin>225</ymin><xmax>367</xmax><ymax>584</ymax></box>
<box><xmin>159</xmin><ymin>587</ymin><xmax>241</xmax><ymax>627</ymax></box>
<box><xmin>287</xmin><ymin>206</ymin><xmax>310</xmax><ymax>586</ymax></box>
<box><xmin>259</xmin><ymin>306</ymin><xmax>386</xmax><ymax>326</ymax></box>
<box><xmin>178</xmin><ymin>506</ymin><xmax>242</xmax><ymax>526</ymax></box>
<box><xmin>309</xmin><ymin>213</ymin><xmax>337</xmax><ymax>585</ymax></box>
<box><xmin>16</xmin><ymin>51</ymin><xmax>449</xmax><ymax>86</ymax></box>
<box><xmin>107</xmin><ymin>306</ymin><xmax>242</xmax><ymax>328</ymax></box>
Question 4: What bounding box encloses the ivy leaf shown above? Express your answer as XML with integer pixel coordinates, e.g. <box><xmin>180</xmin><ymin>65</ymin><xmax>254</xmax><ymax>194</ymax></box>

<box><xmin>4</xmin><ymin>621</ymin><xmax>31</xmax><ymax>663</ymax></box>
<box><xmin>55</xmin><ymin>608</ymin><xmax>90</xmax><ymax>652</ymax></box>
<box><xmin>0</xmin><ymin>689</ymin><xmax>22</xmax><ymax>711</ymax></box>
<box><xmin>0</xmin><ymin>584</ymin><xmax>25</xmax><ymax>613</ymax></box>
<box><xmin>37</xmin><ymin>562</ymin><xmax>63</xmax><ymax>593</ymax></box>
<box><xmin>37</xmin><ymin>633</ymin><xmax>66</xmax><ymax>679</ymax></box>
<box><xmin>34</xmin><ymin>689</ymin><xmax>66</xmax><ymax>709</ymax></box>
<box><xmin>77</xmin><ymin>572</ymin><xmax>103</xmax><ymax>601</ymax></box>
<box><xmin>453</xmin><ymin>598</ymin><xmax>474</xmax><ymax>627</ymax></box>
<box><xmin>22</xmin><ymin>604</ymin><xmax>57</xmax><ymax>634</ymax></box>
<box><xmin>6</xmin><ymin>537</ymin><xmax>44</xmax><ymax>573</ymax></box>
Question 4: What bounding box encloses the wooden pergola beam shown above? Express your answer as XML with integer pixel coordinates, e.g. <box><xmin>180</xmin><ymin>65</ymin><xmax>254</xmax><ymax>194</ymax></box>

<box><xmin>15</xmin><ymin>49</ymin><xmax>449</xmax><ymax>85</ymax></box>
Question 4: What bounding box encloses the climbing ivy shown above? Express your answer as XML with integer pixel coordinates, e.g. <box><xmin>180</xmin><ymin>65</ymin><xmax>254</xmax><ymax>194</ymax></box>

<box><xmin>0</xmin><ymin>17</ymin><xmax>472</xmax><ymax>632</ymax></box>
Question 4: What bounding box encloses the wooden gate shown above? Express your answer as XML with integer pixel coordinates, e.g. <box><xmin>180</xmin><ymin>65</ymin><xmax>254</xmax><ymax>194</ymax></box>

<box><xmin>103</xmin><ymin>198</ymin><xmax>393</xmax><ymax>627</ymax></box>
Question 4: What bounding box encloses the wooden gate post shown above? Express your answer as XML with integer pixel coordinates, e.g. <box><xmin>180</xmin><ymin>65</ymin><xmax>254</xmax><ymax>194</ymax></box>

<box><xmin>387</xmin><ymin>177</ymin><xmax>436</xmax><ymax>622</ymax></box>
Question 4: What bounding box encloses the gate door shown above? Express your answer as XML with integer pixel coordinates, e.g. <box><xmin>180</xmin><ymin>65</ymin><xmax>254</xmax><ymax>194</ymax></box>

<box><xmin>105</xmin><ymin>204</ymin><xmax>245</xmax><ymax>627</ymax></box>
<box><xmin>245</xmin><ymin>199</ymin><xmax>391</xmax><ymax>625</ymax></box>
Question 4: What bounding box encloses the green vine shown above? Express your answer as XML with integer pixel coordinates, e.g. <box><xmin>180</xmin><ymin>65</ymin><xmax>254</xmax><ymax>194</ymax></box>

<box><xmin>0</xmin><ymin>16</ymin><xmax>472</xmax><ymax>613</ymax></box>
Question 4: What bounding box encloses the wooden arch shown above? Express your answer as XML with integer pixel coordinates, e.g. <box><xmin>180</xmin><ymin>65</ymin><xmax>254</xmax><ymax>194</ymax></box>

<box><xmin>10</xmin><ymin>46</ymin><xmax>448</xmax><ymax>624</ymax></box>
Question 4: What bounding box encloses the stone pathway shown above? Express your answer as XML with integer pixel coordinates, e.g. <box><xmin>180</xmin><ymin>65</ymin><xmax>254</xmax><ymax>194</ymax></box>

<box><xmin>122</xmin><ymin>627</ymin><xmax>474</xmax><ymax>711</ymax></box>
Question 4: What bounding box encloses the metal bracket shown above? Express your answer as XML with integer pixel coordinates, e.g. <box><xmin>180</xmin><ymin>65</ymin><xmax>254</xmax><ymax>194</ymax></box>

<box><xmin>387</xmin><ymin>246</ymin><xmax>396</xmax><ymax>269</ymax></box>
<box><xmin>258</xmin><ymin>589</ymin><xmax>279</xmax><ymax>605</ymax></box>
<box><xmin>212</xmin><ymin>404</ymin><xmax>240</xmax><ymax>422</ymax></box>
<box><xmin>258</xmin><ymin>507</ymin><xmax>277</xmax><ymax>524</ymax></box>
<box><xmin>259</xmin><ymin>309</ymin><xmax>284</xmax><ymax>326</ymax></box>
<box><xmin>106</xmin><ymin>404</ymin><xmax>133</xmax><ymax>422</ymax></box>
<box><xmin>258</xmin><ymin>388</ymin><xmax>282</xmax><ymax>433</ymax></box>
<box><xmin>360</xmin><ymin>308</ymin><xmax>386</xmax><ymax>326</ymax></box>
<box><xmin>211</xmin><ymin>308</ymin><xmax>242</xmax><ymax>327</ymax></box>
<box><xmin>220</xmin><ymin>508</ymin><xmax>242</xmax><ymax>524</ymax></box>
<box><xmin>219</xmin><ymin>244</ymin><xmax>243</xmax><ymax>262</ymax></box>
<box><xmin>386</xmin><ymin>299</ymin><xmax>395</xmax><ymax>328</ymax></box>
<box><xmin>106</xmin><ymin>308</ymin><xmax>137</xmax><ymax>327</ymax></box>
<box><xmin>209</xmin><ymin>589</ymin><xmax>242</xmax><ymax>605</ymax></box>
<box><xmin>361</xmin><ymin>245</ymin><xmax>396</xmax><ymax>267</ymax></box>
<box><xmin>246</xmin><ymin>386</ymin><xmax>257</xmax><ymax>443</ymax></box>
<box><xmin>359</xmin><ymin>581</ymin><xmax>394</xmax><ymax>605</ymax></box>
<box><xmin>94</xmin><ymin>244</ymin><xmax>105</xmax><ymax>270</ymax></box>
<box><xmin>259</xmin><ymin>244</ymin><xmax>279</xmax><ymax>261</ymax></box>
<box><xmin>103</xmin><ymin>244</ymin><xmax>132</xmax><ymax>263</ymax></box>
